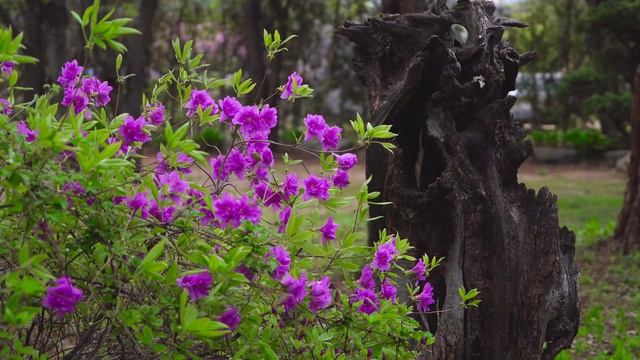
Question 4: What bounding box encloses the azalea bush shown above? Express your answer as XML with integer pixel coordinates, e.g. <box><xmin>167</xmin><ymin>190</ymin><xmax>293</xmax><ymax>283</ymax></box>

<box><xmin>0</xmin><ymin>2</ymin><xmax>478</xmax><ymax>359</ymax></box>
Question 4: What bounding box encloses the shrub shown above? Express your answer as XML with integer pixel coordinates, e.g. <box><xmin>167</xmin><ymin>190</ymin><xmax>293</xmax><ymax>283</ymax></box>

<box><xmin>528</xmin><ymin>128</ymin><xmax>610</xmax><ymax>158</ymax></box>
<box><xmin>563</xmin><ymin>128</ymin><xmax>611</xmax><ymax>157</ymax></box>
<box><xmin>0</xmin><ymin>2</ymin><xmax>478</xmax><ymax>359</ymax></box>
<box><xmin>528</xmin><ymin>129</ymin><xmax>563</xmax><ymax>147</ymax></box>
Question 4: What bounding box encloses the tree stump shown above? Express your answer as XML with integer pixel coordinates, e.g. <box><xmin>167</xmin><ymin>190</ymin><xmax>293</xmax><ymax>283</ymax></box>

<box><xmin>337</xmin><ymin>1</ymin><xmax>579</xmax><ymax>358</ymax></box>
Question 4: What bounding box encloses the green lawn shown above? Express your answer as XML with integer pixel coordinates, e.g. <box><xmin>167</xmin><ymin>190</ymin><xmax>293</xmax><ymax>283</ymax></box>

<box><xmin>521</xmin><ymin>174</ymin><xmax>624</xmax><ymax>240</ymax></box>
<box><xmin>522</xmin><ymin>169</ymin><xmax>639</xmax><ymax>359</ymax></box>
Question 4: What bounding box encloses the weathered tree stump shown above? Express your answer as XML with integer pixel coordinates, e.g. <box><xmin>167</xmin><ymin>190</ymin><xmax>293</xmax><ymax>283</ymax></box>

<box><xmin>337</xmin><ymin>1</ymin><xmax>579</xmax><ymax>358</ymax></box>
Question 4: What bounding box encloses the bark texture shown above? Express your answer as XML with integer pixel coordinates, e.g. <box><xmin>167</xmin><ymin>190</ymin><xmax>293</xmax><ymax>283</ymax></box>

<box><xmin>615</xmin><ymin>65</ymin><xmax>640</xmax><ymax>254</ymax></box>
<box><xmin>121</xmin><ymin>0</ymin><xmax>159</xmax><ymax>115</ymax></box>
<box><xmin>382</xmin><ymin>0</ymin><xmax>428</xmax><ymax>13</ymax></box>
<box><xmin>337</xmin><ymin>1</ymin><xmax>579</xmax><ymax>359</ymax></box>
<box><xmin>21</xmin><ymin>0</ymin><xmax>69</xmax><ymax>96</ymax></box>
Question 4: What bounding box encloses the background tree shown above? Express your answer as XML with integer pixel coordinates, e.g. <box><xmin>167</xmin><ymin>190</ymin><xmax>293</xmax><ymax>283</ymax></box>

<box><xmin>615</xmin><ymin>66</ymin><xmax>640</xmax><ymax>254</ymax></box>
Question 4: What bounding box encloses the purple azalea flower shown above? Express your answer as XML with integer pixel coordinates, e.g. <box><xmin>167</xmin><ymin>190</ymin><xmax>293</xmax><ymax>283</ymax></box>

<box><xmin>253</xmin><ymin>167</ymin><xmax>269</xmax><ymax>184</ymax></box>
<box><xmin>321</xmin><ymin>125</ymin><xmax>342</xmax><ymax>151</ymax></box>
<box><xmin>57</xmin><ymin>60</ymin><xmax>83</xmax><ymax>88</ymax></box>
<box><xmin>232</xmin><ymin>105</ymin><xmax>258</xmax><ymax>127</ymax></box>
<box><xmin>209</xmin><ymin>156</ymin><xmax>226</xmax><ymax>181</ymax></box>
<box><xmin>17</xmin><ymin>121</ymin><xmax>38</xmax><ymax>142</ymax></box>
<box><xmin>119</xmin><ymin>115</ymin><xmax>151</xmax><ymax>146</ymax></box>
<box><xmin>381</xmin><ymin>278</ymin><xmax>397</xmax><ymax>304</ymax></box>
<box><xmin>176</xmin><ymin>271</ymin><xmax>213</xmax><ymax>301</ymax></box>
<box><xmin>81</xmin><ymin>76</ymin><xmax>112</xmax><ymax>106</ymax></box>
<box><xmin>335</xmin><ymin>153</ymin><xmax>358</xmax><ymax>170</ymax></box>
<box><xmin>234</xmin><ymin>264</ymin><xmax>255</xmax><ymax>282</ymax></box>
<box><xmin>157</xmin><ymin>171</ymin><xmax>190</xmax><ymax>194</ymax></box>
<box><xmin>258</xmin><ymin>146</ymin><xmax>274</xmax><ymax>167</ymax></box>
<box><xmin>357</xmin><ymin>265</ymin><xmax>376</xmax><ymax>290</ymax></box>
<box><xmin>350</xmin><ymin>288</ymin><xmax>379</xmax><ymax>315</ymax></box>
<box><xmin>150</xmin><ymin>203</ymin><xmax>176</xmax><ymax>223</ymax></box>
<box><xmin>156</xmin><ymin>152</ymin><xmax>193</xmax><ymax>175</ymax></box>
<box><xmin>371</xmin><ymin>239</ymin><xmax>397</xmax><ymax>272</ymax></box>
<box><xmin>309</xmin><ymin>276</ymin><xmax>332</xmax><ymax>313</ymax></box>
<box><xmin>62</xmin><ymin>181</ymin><xmax>86</xmax><ymax>205</ymax></box>
<box><xmin>213</xmin><ymin>193</ymin><xmax>242</xmax><ymax>227</ymax></box>
<box><xmin>303</xmin><ymin>175</ymin><xmax>330</xmax><ymax>201</ymax></box>
<box><xmin>61</xmin><ymin>87</ymin><xmax>89</xmax><ymax>114</ymax></box>
<box><xmin>280</xmin><ymin>71</ymin><xmax>303</xmax><ymax>99</ymax></box>
<box><xmin>254</xmin><ymin>182</ymin><xmax>283</xmax><ymax>208</ymax></box>
<box><xmin>146</xmin><ymin>102</ymin><xmax>165</xmax><ymax>125</ymax></box>
<box><xmin>213</xmin><ymin>193</ymin><xmax>261</xmax><ymax>228</ymax></box>
<box><xmin>303</xmin><ymin>114</ymin><xmax>326</xmax><ymax>141</ymax></box>
<box><xmin>416</xmin><ymin>282</ymin><xmax>435</xmax><ymax>313</ymax></box>
<box><xmin>235</xmin><ymin>195</ymin><xmax>262</xmax><ymax>224</ymax></box>
<box><xmin>282</xmin><ymin>173</ymin><xmax>299</xmax><ymax>199</ymax></box>
<box><xmin>233</xmin><ymin>105</ymin><xmax>278</xmax><ymax>140</ymax></box>
<box><xmin>332</xmin><ymin>169</ymin><xmax>350</xmax><ymax>189</ymax></box>
<box><xmin>113</xmin><ymin>196</ymin><xmax>127</xmax><ymax>205</ymax></box>
<box><xmin>42</xmin><ymin>276</ymin><xmax>83</xmax><ymax>317</ymax></box>
<box><xmin>1</xmin><ymin>61</ymin><xmax>15</xmax><ymax>74</ymax></box>
<box><xmin>127</xmin><ymin>192</ymin><xmax>151</xmax><ymax>218</ymax></box>
<box><xmin>175</xmin><ymin>153</ymin><xmax>194</xmax><ymax>173</ymax></box>
<box><xmin>0</xmin><ymin>98</ymin><xmax>11</xmax><ymax>115</ymax></box>
<box><xmin>410</xmin><ymin>259</ymin><xmax>427</xmax><ymax>282</ymax></box>
<box><xmin>219</xmin><ymin>307</ymin><xmax>241</xmax><ymax>331</ymax></box>
<box><xmin>226</xmin><ymin>148</ymin><xmax>247</xmax><ymax>179</ymax></box>
<box><xmin>269</xmin><ymin>245</ymin><xmax>290</xmax><ymax>280</ymax></box>
<box><xmin>259</xmin><ymin>105</ymin><xmax>278</xmax><ymax>130</ymax></box>
<box><xmin>35</xmin><ymin>218</ymin><xmax>50</xmax><ymax>240</ymax></box>
<box><xmin>281</xmin><ymin>272</ymin><xmax>307</xmax><ymax>312</ymax></box>
<box><xmin>319</xmin><ymin>217</ymin><xmax>338</xmax><ymax>245</ymax></box>
<box><xmin>185</xmin><ymin>89</ymin><xmax>217</xmax><ymax>117</ymax></box>
<box><xmin>188</xmin><ymin>188</ymin><xmax>205</xmax><ymax>207</ymax></box>
<box><xmin>219</xmin><ymin>96</ymin><xmax>242</xmax><ymax>122</ymax></box>
<box><xmin>278</xmin><ymin>207</ymin><xmax>292</xmax><ymax>233</ymax></box>
<box><xmin>199</xmin><ymin>208</ymin><xmax>216</xmax><ymax>226</ymax></box>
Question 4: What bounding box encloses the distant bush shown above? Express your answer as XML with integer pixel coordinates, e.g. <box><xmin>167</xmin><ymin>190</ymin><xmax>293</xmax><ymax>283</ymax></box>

<box><xmin>529</xmin><ymin>129</ymin><xmax>564</xmax><ymax>147</ymax></box>
<box><xmin>563</xmin><ymin>128</ymin><xmax>611</xmax><ymax>157</ymax></box>
<box><xmin>198</xmin><ymin>126</ymin><xmax>226</xmax><ymax>150</ymax></box>
<box><xmin>528</xmin><ymin>128</ymin><xmax>611</xmax><ymax>157</ymax></box>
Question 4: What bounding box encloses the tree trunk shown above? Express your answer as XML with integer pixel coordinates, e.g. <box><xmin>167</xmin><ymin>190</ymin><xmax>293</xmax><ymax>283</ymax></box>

<box><xmin>243</xmin><ymin>0</ymin><xmax>282</xmax><ymax>141</ymax></box>
<box><xmin>121</xmin><ymin>0</ymin><xmax>158</xmax><ymax>115</ymax></box>
<box><xmin>381</xmin><ymin>0</ymin><xmax>428</xmax><ymax>13</ymax></box>
<box><xmin>615</xmin><ymin>65</ymin><xmax>640</xmax><ymax>254</ymax></box>
<box><xmin>243</xmin><ymin>0</ymin><xmax>266</xmax><ymax>99</ymax></box>
<box><xmin>337</xmin><ymin>1</ymin><xmax>579</xmax><ymax>359</ymax></box>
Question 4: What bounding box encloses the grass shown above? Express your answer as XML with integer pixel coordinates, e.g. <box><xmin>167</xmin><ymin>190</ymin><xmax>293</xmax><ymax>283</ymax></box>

<box><xmin>521</xmin><ymin>175</ymin><xmax>624</xmax><ymax>237</ymax></box>
<box><xmin>521</xmin><ymin>169</ymin><xmax>640</xmax><ymax>359</ymax></box>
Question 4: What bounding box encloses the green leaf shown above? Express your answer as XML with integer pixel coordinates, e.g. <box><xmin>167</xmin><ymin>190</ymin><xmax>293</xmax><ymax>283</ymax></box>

<box><xmin>115</xmin><ymin>53</ymin><xmax>123</xmax><ymax>72</ymax></box>
<box><xmin>260</xmin><ymin>341</ymin><xmax>279</xmax><ymax>360</ymax></box>
<box><xmin>138</xmin><ymin>240</ymin><xmax>165</xmax><ymax>270</ymax></box>
<box><xmin>71</xmin><ymin>11</ymin><xmax>84</xmax><ymax>27</ymax></box>
<box><xmin>97</xmin><ymin>158</ymin><xmax>133</xmax><ymax>169</ymax></box>
<box><xmin>181</xmin><ymin>306</ymin><xmax>229</xmax><ymax>339</ymax></box>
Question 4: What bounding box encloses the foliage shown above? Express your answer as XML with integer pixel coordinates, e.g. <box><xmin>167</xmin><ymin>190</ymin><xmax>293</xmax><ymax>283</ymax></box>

<box><xmin>71</xmin><ymin>0</ymin><xmax>141</xmax><ymax>54</ymax></box>
<box><xmin>528</xmin><ymin>128</ymin><xmax>611</xmax><ymax>157</ymax></box>
<box><xmin>563</xmin><ymin>128</ymin><xmax>611</xmax><ymax>157</ymax></box>
<box><xmin>0</xmin><ymin>2</ymin><xmax>478</xmax><ymax>359</ymax></box>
